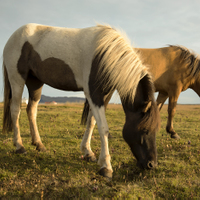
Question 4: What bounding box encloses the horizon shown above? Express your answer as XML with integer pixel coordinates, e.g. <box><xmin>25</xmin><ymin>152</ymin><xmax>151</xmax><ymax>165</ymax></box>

<box><xmin>19</xmin><ymin>94</ymin><xmax>200</xmax><ymax>105</ymax></box>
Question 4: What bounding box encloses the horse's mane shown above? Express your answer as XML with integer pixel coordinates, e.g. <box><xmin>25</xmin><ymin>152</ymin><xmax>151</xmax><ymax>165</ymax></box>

<box><xmin>169</xmin><ymin>45</ymin><xmax>200</xmax><ymax>79</ymax></box>
<box><xmin>94</xmin><ymin>24</ymin><xmax>148</xmax><ymax>103</ymax></box>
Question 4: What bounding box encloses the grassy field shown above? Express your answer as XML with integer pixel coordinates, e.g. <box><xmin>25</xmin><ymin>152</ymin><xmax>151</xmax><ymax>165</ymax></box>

<box><xmin>0</xmin><ymin>103</ymin><xmax>200</xmax><ymax>199</ymax></box>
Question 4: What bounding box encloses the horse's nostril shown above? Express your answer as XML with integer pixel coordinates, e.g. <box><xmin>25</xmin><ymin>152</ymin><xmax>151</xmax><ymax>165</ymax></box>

<box><xmin>147</xmin><ymin>161</ymin><xmax>154</xmax><ymax>169</ymax></box>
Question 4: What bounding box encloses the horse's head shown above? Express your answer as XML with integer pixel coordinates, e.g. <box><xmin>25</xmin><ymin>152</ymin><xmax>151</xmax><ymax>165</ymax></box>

<box><xmin>122</xmin><ymin>75</ymin><xmax>160</xmax><ymax>169</ymax></box>
<box><xmin>123</xmin><ymin>100</ymin><xmax>160</xmax><ymax>169</ymax></box>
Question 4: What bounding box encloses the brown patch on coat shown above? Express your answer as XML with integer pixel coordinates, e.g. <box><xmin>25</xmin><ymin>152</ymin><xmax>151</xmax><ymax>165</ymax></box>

<box><xmin>17</xmin><ymin>41</ymin><xmax>82</xmax><ymax>91</ymax></box>
<box><xmin>26</xmin><ymin>72</ymin><xmax>43</xmax><ymax>101</ymax></box>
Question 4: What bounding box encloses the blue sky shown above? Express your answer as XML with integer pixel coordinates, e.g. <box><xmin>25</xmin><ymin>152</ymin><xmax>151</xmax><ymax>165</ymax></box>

<box><xmin>0</xmin><ymin>0</ymin><xmax>200</xmax><ymax>104</ymax></box>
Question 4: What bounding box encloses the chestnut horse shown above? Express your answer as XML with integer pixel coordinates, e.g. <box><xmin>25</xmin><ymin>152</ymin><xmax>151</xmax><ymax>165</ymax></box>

<box><xmin>137</xmin><ymin>46</ymin><xmax>200</xmax><ymax>139</ymax></box>
<box><xmin>82</xmin><ymin>45</ymin><xmax>200</xmax><ymax>139</ymax></box>
<box><xmin>2</xmin><ymin>23</ymin><xmax>160</xmax><ymax>178</ymax></box>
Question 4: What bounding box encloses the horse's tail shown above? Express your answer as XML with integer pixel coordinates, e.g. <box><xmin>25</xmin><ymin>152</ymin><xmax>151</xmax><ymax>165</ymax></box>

<box><xmin>94</xmin><ymin>24</ymin><xmax>149</xmax><ymax>103</ymax></box>
<box><xmin>81</xmin><ymin>99</ymin><xmax>90</xmax><ymax>125</ymax></box>
<box><xmin>2</xmin><ymin>63</ymin><xmax>13</xmax><ymax>134</ymax></box>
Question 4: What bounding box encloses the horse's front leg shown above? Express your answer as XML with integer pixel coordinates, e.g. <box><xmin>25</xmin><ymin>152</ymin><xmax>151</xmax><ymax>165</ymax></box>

<box><xmin>167</xmin><ymin>93</ymin><xmax>181</xmax><ymax>139</ymax></box>
<box><xmin>86</xmin><ymin>99</ymin><xmax>113</xmax><ymax>179</ymax></box>
<box><xmin>95</xmin><ymin>106</ymin><xmax>113</xmax><ymax>178</ymax></box>
<box><xmin>80</xmin><ymin>92</ymin><xmax>113</xmax><ymax>161</ymax></box>
<box><xmin>80</xmin><ymin>109</ymin><xmax>97</xmax><ymax>162</ymax></box>
<box><xmin>156</xmin><ymin>92</ymin><xmax>168</xmax><ymax>110</ymax></box>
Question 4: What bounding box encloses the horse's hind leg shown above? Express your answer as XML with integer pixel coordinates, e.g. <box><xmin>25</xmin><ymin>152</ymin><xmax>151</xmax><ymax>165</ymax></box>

<box><xmin>26</xmin><ymin>75</ymin><xmax>46</xmax><ymax>151</ymax></box>
<box><xmin>10</xmin><ymin>79</ymin><xmax>26</xmax><ymax>153</ymax></box>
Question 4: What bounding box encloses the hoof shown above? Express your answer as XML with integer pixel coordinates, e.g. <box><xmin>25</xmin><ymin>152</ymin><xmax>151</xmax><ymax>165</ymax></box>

<box><xmin>36</xmin><ymin>144</ymin><xmax>46</xmax><ymax>152</ymax></box>
<box><xmin>16</xmin><ymin>147</ymin><xmax>26</xmax><ymax>154</ymax></box>
<box><xmin>99</xmin><ymin>167</ymin><xmax>113</xmax><ymax>179</ymax></box>
<box><xmin>171</xmin><ymin>133</ymin><xmax>180</xmax><ymax>139</ymax></box>
<box><xmin>84</xmin><ymin>154</ymin><xmax>97</xmax><ymax>162</ymax></box>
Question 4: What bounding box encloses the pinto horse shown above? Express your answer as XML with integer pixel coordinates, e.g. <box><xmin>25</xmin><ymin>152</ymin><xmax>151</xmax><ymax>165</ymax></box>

<box><xmin>3</xmin><ymin>23</ymin><xmax>160</xmax><ymax>178</ymax></box>
<box><xmin>82</xmin><ymin>45</ymin><xmax>200</xmax><ymax>139</ymax></box>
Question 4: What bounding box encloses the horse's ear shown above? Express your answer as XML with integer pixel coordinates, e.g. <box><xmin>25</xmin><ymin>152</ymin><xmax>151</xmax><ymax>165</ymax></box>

<box><xmin>143</xmin><ymin>101</ymin><xmax>152</xmax><ymax>113</ymax></box>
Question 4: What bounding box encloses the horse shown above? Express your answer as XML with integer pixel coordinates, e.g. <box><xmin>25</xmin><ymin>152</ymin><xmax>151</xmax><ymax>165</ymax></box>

<box><xmin>2</xmin><ymin>23</ymin><xmax>160</xmax><ymax>178</ymax></box>
<box><xmin>82</xmin><ymin>45</ymin><xmax>200</xmax><ymax>139</ymax></box>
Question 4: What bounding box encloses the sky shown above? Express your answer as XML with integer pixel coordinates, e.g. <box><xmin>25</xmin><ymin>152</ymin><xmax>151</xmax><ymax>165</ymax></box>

<box><xmin>0</xmin><ymin>0</ymin><xmax>200</xmax><ymax>104</ymax></box>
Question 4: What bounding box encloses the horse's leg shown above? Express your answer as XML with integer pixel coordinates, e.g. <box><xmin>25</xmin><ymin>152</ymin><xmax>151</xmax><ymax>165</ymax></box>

<box><xmin>80</xmin><ymin>109</ymin><xmax>97</xmax><ymax>161</ymax></box>
<box><xmin>26</xmin><ymin>76</ymin><xmax>46</xmax><ymax>151</ymax></box>
<box><xmin>104</xmin><ymin>93</ymin><xmax>113</xmax><ymax>138</ymax></box>
<box><xmin>166</xmin><ymin>91</ymin><xmax>181</xmax><ymax>139</ymax></box>
<box><xmin>80</xmin><ymin>92</ymin><xmax>113</xmax><ymax>162</ymax></box>
<box><xmin>10</xmin><ymin>80</ymin><xmax>26</xmax><ymax>153</ymax></box>
<box><xmin>156</xmin><ymin>92</ymin><xmax>168</xmax><ymax>110</ymax></box>
<box><xmin>85</xmin><ymin>96</ymin><xmax>113</xmax><ymax>178</ymax></box>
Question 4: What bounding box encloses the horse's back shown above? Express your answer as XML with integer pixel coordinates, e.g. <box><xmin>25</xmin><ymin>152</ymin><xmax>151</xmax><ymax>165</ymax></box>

<box><xmin>3</xmin><ymin>24</ymin><xmax>99</xmax><ymax>90</ymax></box>
<box><xmin>138</xmin><ymin>47</ymin><xmax>177</xmax><ymax>74</ymax></box>
<box><xmin>4</xmin><ymin>23</ymin><xmax>97</xmax><ymax>61</ymax></box>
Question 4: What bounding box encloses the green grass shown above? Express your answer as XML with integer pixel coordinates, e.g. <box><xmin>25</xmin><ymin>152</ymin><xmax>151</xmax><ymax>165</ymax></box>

<box><xmin>0</xmin><ymin>103</ymin><xmax>200</xmax><ymax>199</ymax></box>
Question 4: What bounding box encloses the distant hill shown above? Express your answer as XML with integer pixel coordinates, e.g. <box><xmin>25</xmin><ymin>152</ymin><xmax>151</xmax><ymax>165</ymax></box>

<box><xmin>39</xmin><ymin>95</ymin><xmax>85</xmax><ymax>103</ymax></box>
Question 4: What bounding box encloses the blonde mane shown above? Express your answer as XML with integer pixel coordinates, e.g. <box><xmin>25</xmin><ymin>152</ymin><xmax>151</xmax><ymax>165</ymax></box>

<box><xmin>94</xmin><ymin>24</ymin><xmax>149</xmax><ymax>103</ymax></box>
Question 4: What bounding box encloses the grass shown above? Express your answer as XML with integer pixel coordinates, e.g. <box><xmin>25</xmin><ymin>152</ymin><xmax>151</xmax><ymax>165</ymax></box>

<box><xmin>0</xmin><ymin>103</ymin><xmax>200</xmax><ymax>199</ymax></box>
